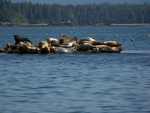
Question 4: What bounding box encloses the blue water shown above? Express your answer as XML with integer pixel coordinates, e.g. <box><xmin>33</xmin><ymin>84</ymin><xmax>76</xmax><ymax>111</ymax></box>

<box><xmin>0</xmin><ymin>27</ymin><xmax>150</xmax><ymax>113</ymax></box>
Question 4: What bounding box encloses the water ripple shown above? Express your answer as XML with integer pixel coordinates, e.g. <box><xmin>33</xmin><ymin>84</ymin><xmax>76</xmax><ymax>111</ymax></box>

<box><xmin>0</xmin><ymin>27</ymin><xmax>150</xmax><ymax>113</ymax></box>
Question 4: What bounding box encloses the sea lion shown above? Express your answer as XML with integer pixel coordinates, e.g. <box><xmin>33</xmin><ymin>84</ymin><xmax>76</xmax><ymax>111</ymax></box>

<box><xmin>38</xmin><ymin>41</ymin><xmax>51</xmax><ymax>54</ymax></box>
<box><xmin>91</xmin><ymin>40</ymin><xmax>103</xmax><ymax>45</ymax></box>
<box><xmin>79</xmin><ymin>37</ymin><xmax>96</xmax><ymax>44</ymax></box>
<box><xmin>98</xmin><ymin>46</ymin><xmax>123</xmax><ymax>53</ymax></box>
<box><xmin>39</xmin><ymin>41</ymin><xmax>49</xmax><ymax>48</ymax></box>
<box><xmin>77</xmin><ymin>43</ymin><xmax>93</xmax><ymax>51</ymax></box>
<box><xmin>103</xmin><ymin>41</ymin><xmax>121</xmax><ymax>47</ymax></box>
<box><xmin>18</xmin><ymin>41</ymin><xmax>32</xmax><ymax>46</ymax></box>
<box><xmin>70</xmin><ymin>37</ymin><xmax>78</xmax><ymax>45</ymax></box>
<box><xmin>14</xmin><ymin>34</ymin><xmax>33</xmax><ymax>45</ymax></box>
<box><xmin>59</xmin><ymin>34</ymin><xmax>69</xmax><ymax>44</ymax></box>
<box><xmin>4</xmin><ymin>43</ymin><xmax>18</xmax><ymax>53</ymax></box>
<box><xmin>40</xmin><ymin>46</ymin><xmax>50</xmax><ymax>54</ymax></box>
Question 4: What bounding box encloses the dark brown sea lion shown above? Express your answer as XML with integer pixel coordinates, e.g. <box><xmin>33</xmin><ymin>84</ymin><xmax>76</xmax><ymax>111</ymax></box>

<box><xmin>14</xmin><ymin>34</ymin><xmax>33</xmax><ymax>45</ymax></box>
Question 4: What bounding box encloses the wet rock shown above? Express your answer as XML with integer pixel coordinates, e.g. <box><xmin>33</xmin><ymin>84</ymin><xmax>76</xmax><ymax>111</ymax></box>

<box><xmin>0</xmin><ymin>34</ymin><xmax>123</xmax><ymax>54</ymax></box>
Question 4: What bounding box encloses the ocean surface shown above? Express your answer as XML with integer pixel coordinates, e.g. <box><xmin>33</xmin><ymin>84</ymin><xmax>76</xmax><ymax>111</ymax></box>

<box><xmin>0</xmin><ymin>27</ymin><xmax>150</xmax><ymax>113</ymax></box>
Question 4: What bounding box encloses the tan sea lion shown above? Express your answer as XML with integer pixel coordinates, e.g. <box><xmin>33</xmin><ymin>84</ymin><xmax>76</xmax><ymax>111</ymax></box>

<box><xmin>103</xmin><ymin>41</ymin><xmax>121</xmax><ymax>47</ymax></box>
<box><xmin>59</xmin><ymin>34</ymin><xmax>69</xmax><ymax>44</ymax></box>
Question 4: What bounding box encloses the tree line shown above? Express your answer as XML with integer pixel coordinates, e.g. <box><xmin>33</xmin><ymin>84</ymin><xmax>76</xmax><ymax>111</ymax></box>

<box><xmin>0</xmin><ymin>0</ymin><xmax>150</xmax><ymax>25</ymax></box>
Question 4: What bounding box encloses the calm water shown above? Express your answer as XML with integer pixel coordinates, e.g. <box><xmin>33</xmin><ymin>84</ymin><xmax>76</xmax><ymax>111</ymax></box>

<box><xmin>0</xmin><ymin>27</ymin><xmax>150</xmax><ymax>113</ymax></box>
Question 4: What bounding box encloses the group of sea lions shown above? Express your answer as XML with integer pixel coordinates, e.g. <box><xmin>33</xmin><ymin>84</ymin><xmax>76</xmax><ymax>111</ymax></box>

<box><xmin>0</xmin><ymin>34</ymin><xmax>123</xmax><ymax>54</ymax></box>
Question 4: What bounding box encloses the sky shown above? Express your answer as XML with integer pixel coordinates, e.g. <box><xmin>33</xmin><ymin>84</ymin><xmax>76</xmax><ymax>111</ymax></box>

<box><xmin>11</xmin><ymin>0</ymin><xmax>150</xmax><ymax>4</ymax></box>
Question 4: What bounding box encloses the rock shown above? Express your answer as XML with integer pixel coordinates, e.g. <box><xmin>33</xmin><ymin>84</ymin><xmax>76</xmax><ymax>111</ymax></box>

<box><xmin>0</xmin><ymin>34</ymin><xmax>123</xmax><ymax>54</ymax></box>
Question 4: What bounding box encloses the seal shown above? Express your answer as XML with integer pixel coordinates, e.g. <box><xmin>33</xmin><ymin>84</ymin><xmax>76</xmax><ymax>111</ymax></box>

<box><xmin>51</xmin><ymin>46</ymin><xmax>77</xmax><ymax>53</ymax></box>
<box><xmin>47</xmin><ymin>38</ymin><xmax>60</xmax><ymax>46</ymax></box>
<box><xmin>60</xmin><ymin>42</ymin><xmax>74</xmax><ymax>48</ymax></box>
<box><xmin>47</xmin><ymin>38</ymin><xmax>59</xmax><ymax>43</ymax></box>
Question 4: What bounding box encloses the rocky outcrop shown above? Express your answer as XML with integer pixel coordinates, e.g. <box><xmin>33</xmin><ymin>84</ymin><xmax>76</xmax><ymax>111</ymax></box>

<box><xmin>0</xmin><ymin>34</ymin><xmax>123</xmax><ymax>54</ymax></box>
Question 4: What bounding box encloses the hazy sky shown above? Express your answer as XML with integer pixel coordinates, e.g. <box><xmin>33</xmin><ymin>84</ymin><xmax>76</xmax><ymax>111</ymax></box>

<box><xmin>11</xmin><ymin>0</ymin><xmax>150</xmax><ymax>4</ymax></box>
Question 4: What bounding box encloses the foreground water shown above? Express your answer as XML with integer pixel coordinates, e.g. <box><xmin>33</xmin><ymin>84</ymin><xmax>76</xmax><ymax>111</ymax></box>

<box><xmin>0</xmin><ymin>27</ymin><xmax>150</xmax><ymax>113</ymax></box>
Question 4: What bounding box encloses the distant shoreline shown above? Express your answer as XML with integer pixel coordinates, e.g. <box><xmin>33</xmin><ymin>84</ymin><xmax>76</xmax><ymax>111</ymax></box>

<box><xmin>1</xmin><ymin>23</ymin><xmax>150</xmax><ymax>27</ymax></box>
<box><xmin>110</xmin><ymin>24</ymin><xmax>150</xmax><ymax>27</ymax></box>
